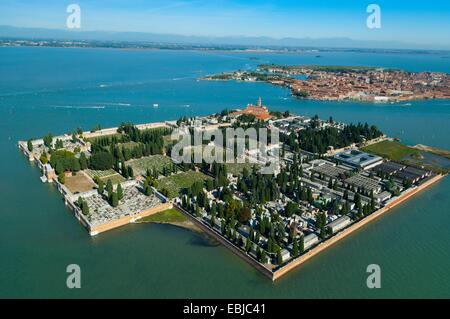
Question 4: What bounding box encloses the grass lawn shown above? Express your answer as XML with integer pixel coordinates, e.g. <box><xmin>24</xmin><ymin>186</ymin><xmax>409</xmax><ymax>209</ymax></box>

<box><xmin>86</xmin><ymin>169</ymin><xmax>126</xmax><ymax>185</ymax></box>
<box><xmin>86</xmin><ymin>169</ymin><xmax>117</xmax><ymax>180</ymax></box>
<box><xmin>158</xmin><ymin>170</ymin><xmax>212</xmax><ymax>198</ymax></box>
<box><xmin>362</xmin><ymin>141</ymin><xmax>420</xmax><ymax>161</ymax></box>
<box><xmin>126</xmin><ymin>155</ymin><xmax>173</xmax><ymax>176</ymax></box>
<box><xmin>100</xmin><ymin>174</ymin><xmax>126</xmax><ymax>185</ymax></box>
<box><xmin>140</xmin><ymin>208</ymin><xmax>188</xmax><ymax>223</ymax></box>
<box><xmin>65</xmin><ymin>172</ymin><xmax>96</xmax><ymax>194</ymax></box>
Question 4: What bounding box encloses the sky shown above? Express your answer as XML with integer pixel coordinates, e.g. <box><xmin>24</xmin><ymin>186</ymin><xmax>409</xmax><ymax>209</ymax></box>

<box><xmin>0</xmin><ymin>0</ymin><xmax>449</xmax><ymax>48</ymax></box>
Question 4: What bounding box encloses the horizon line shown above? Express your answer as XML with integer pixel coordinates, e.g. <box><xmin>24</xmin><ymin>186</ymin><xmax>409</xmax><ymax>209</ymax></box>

<box><xmin>1</xmin><ymin>25</ymin><xmax>449</xmax><ymax>52</ymax></box>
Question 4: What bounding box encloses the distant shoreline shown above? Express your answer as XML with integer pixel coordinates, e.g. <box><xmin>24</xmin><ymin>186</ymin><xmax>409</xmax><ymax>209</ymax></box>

<box><xmin>1</xmin><ymin>40</ymin><xmax>450</xmax><ymax>56</ymax></box>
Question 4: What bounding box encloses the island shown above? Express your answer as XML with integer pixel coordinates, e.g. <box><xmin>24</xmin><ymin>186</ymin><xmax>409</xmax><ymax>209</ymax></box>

<box><xmin>201</xmin><ymin>64</ymin><xmax>450</xmax><ymax>102</ymax></box>
<box><xmin>19</xmin><ymin>101</ymin><xmax>449</xmax><ymax>280</ymax></box>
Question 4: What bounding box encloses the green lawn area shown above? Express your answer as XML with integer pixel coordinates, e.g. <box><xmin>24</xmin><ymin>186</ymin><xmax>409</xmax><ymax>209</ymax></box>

<box><xmin>126</xmin><ymin>155</ymin><xmax>173</xmax><ymax>176</ymax></box>
<box><xmin>86</xmin><ymin>169</ymin><xmax>126</xmax><ymax>185</ymax></box>
<box><xmin>86</xmin><ymin>169</ymin><xmax>118</xmax><ymax>180</ymax></box>
<box><xmin>362</xmin><ymin>140</ymin><xmax>420</xmax><ymax>161</ymax></box>
<box><xmin>100</xmin><ymin>174</ymin><xmax>126</xmax><ymax>185</ymax></box>
<box><xmin>157</xmin><ymin>170</ymin><xmax>212</xmax><ymax>198</ymax></box>
<box><xmin>140</xmin><ymin>209</ymin><xmax>188</xmax><ymax>223</ymax></box>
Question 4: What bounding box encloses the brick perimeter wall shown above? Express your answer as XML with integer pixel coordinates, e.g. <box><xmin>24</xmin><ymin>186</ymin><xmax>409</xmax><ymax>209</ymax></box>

<box><xmin>89</xmin><ymin>202</ymin><xmax>173</xmax><ymax>235</ymax></box>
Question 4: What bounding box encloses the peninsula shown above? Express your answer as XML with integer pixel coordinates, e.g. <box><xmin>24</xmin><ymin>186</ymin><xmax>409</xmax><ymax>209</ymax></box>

<box><xmin>19</xmin><ymin>102</ymin><xmax>448</xmax><ymax>280</ymax></box>
<box><xmin>201</xmin><ymin>64</ymin><xmax>450</xmax><ymax>102</ymax></box>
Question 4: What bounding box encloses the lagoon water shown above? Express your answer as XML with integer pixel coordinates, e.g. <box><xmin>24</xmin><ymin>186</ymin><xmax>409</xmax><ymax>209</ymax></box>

<box><xmin>0</xmin><ymin>47</ymin><xmax>449</xmax><ymax>298</ymax></box>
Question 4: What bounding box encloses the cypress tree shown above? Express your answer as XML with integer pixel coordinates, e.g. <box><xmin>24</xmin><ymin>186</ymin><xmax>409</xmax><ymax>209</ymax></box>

<box><xmin>27</xmin><ymin>140</ymin><xmax>33</xmax><ymax>152</ymax></box>
<box><xmin>277</xmin><ymin>249</ymin><xmax>283</xmax><ymax>265</ymax></box>
<box><xmin>110</xmin><ymin>192</ymin><xmax>118</xmax><ymax>207</ymax></box>
<box><xmin>81</xmin><ymin>201</ymin><xmax>89</xmax><ymax>216</ymax></box>
<box><xmin>293</xmin><ymin>240</ymin><xmax>299</xmax><ymax>257</ymax></box>
<box><xmin>245</xmin><ymin>238</ymin><xmax>252</xmax><ymax>252</ymax></box>
<box><xmin>79</xmin><ymin>152</ymin><xmax>88</xmax><ymax>170</ymax></box>
<box><xmin>97</xmin><ymin>180</ymin><xmax>104</xmax><ymax>195</ymax></box>
<box><xmin>122</xmin><ymin>165</ymin><xmax>129</xmax><ymax>178</ymax></box>
<box><xmin>58</xmin><ymin>172</ymin><xmax>65</xmax><ymax>184</ymax></box>
<box><xmin>299</xmin><ymin>235</ymin><xmax>305</xmax><ymax>253</ymax></box>
<box><xmin>77</xmin><ymin>196</ymin><xmax>83</xmax><ymax>207</ymax></box>
<box><xmin>106</xmin><ymin>179</ymin><xmax>113</xmax><ymax>197</ymax></box>
<box><xmin>127</xmin><ymin>166</ymin><xmax>134</xmax><ymax>178</ymax></box>
<box><xmin>117</xmin><ymin>183</ymin><xmax>123</xmax><ymax>200</ymax></box>
<box><xmin>261</xmin><ymin>250</ymin><xmax>267</xmax><ymax>264</ymax></box>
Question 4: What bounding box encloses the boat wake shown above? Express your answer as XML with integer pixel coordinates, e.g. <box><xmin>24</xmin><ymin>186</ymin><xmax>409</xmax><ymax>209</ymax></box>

<box><xmin>52</xmin><ymin>105</ymin><xmax>105</xmax><ymax>109</ymax></box>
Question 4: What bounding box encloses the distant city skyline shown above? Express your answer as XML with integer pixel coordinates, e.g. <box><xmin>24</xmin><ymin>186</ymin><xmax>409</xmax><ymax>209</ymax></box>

<box><xmin>0</xmin><ymin>0</ymin><xmax>449</xmax><ymax>49</ymax></box>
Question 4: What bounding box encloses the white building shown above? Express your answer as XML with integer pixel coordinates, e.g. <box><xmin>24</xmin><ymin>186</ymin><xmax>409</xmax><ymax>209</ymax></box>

<box><xmin>327</xmin><ymin>215</ymin><xmax>352</xmax><ymax>234</ymax></box>
<box><xmin>303</xmin><ymin>233</ymin><xmax>319</xmax><ymax>250</ymax></box>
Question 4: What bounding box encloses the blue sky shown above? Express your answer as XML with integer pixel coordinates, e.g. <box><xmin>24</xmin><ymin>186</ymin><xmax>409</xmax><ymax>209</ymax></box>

<box><xmin>1</xmin><ymin>0</ymin><xmax>449</xmax><ymax>47</ymax></box>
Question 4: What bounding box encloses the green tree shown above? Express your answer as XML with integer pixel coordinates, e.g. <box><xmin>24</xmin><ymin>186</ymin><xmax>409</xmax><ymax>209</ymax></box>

<box><xmin>43</xmin><ymin>133</ymin><xmax>53</xmax><ymax>148</ymax></box>
<box><xmin>211</xmin><ymin>202</ymin><xmax>217</xmax><ymax>217</ymax></box>
<box><xmin>79</xmin><ymin>152</ymin><xmax>88</xmax><ymax>170</ymax></box>
<box><xmin>285</xmin><ymin>202</ymin><xmax>298</xmax><ymax>217</ymax></box>
<box><xmin>77</xmin><ymin>196</ymin><xmax>83</xmax><ymax>207</ymax></box>
<box><xmin>40</xmin><ymin>154</ymin><xmax>48</xmax><ymax>164</ymax></box>
<box><xmin>106</xmin><ymin>179</ymin><xmax>113</xmax><ymax>197</ymax></box>
<box><xmin>245</xmin><ymin>238</ymin><xmax>252</xmax><ymax>252</ymax></box>
<box><xmin>328</xmin><ymin>177</ymin><xmax>333</xmax><ymax>189</ymax></box>
<box><xmin>55</xmin><ymin>162</ymin><xmax>64</xmax><ymax>175</ymax></box>
<box><xmin>97</xmin><ymin>180</ymin><xmax>104</xmax><ymax>195</ymax></box>
<box><xmin>195</xmin><ymin>205</ymin><xmax>201</xmax><ymax>217</ymax></box>
<box><xmin>299</xmin><ymin>235</ymin><xmax>305</xmax><ymax>253</ymax></box>
<box><xmin>81</xmin><ymin>201</ymin><xmax>89</xmax><ymax>216</ymax></box>
<box><xmin>315</xmin><ymin>212</ymin><xmax>327</xmax><ymax>230</ymax></box>
<box><xmin>144</xmin><ymin>184</ymin><xmax>153</xmax><ymax>196</ymax></box>
<box><xmin>276</xmin><ymin>249</ymin><xmax>283</xmax><ymax>265</ymax></box>
<box><xmin>110</xmin><ymin>192</ymin><xmax>119</xmax><ymax>207</ymax></box>
<box><xmin>122</xmin><ymin>164</ymin><xmax>129</xmax><ymax>178</ymax></box>
<box><xmin>221</xmin><ymin>220</ymin><xmax>226</xmax><ymax>235</ymax></box>
<box><xmin>260</xmin><ymin>250</ymin><xmax>267</xmax><ymax>264</ymax></box>
<box><xmin>293</xmin><ymin>240</ymin><xmax>299</xmax><ymax>257</ymax></box>
<box><xmin>117</xmin><ymin>183</ymin><xmax>124</xmax><ymax>200</ymax></box>
<box><xmin>72</xmin><ymin>158</ymin><xmax>81</xmax><ymax>173</ymax></box>
<box><xmin>127</xmin><ymin>166</ymin><xmax>134</xmax><ymax>178</ymax></box>
<box><xmin>307</xmin><ymin>187</ymin><xmax>313</xmax><ymax>203</ymax></box>
<box><xmin>55</xmin><ymin>139</ymin><xmax>64</xmax><ymax>149</ymax></box>
<box><xmin>27</xmin><ymin>140</ymin><xmax>33</xmax><ymax>152</ymax></box>
<box><xmin>58</xmin><ymin>172</ymin><xmax>65</xmax><ymax>184</ymax></box>
<box><xmin>89</xmin><ymin>152</ymin><xmax>114</xmax><ymax>170</ymax></box>
<box><xmin>343</xmin><ymin>189</ymin><xmax>349</xmax><ymax>200</ymax></box>
<box><xmin>160</xmin><ymin>188</ymin><xmax>170</xmax><ymax>198</ymax></box>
